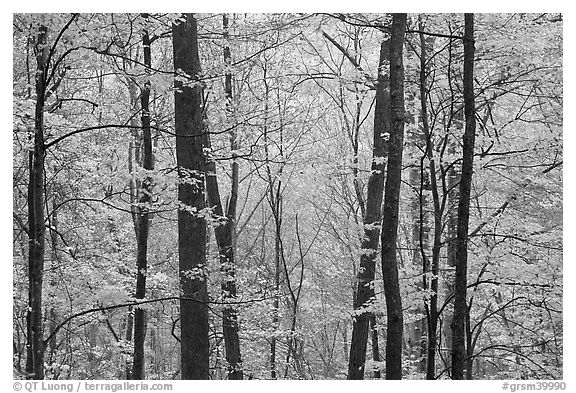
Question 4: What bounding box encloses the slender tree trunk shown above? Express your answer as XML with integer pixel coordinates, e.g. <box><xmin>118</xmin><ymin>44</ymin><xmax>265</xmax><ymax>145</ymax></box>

<box><xmin>443</xmin><ymin>155</ymin><xmax>459</xmax><ymax>374</ymax></box>
<box><xmin>132</xmin><ymin>17</ymin><xmax>154</xmax><ymax>380</ymax></box>
<box><xmin>370</xmin><ymin>314</ymin><xmax>382</xmax><ymax>379</ymax></box>
<box><xmin>270</xmin><ymin>185</ymin><xmax>282</xmax><ymax>380</ymax></box>
<box><xmin>220</xmin><ymin>13</ymin><xmax>243</xmax><ymax>379</ymax></box>
<box><xmin>451</xmin><ymin>13</ymin><xmax>476</xmax><ymax>380</ymax></box>
<box><xmin>125</xmin><ymin>308</ymin><xmax>134</xmax><ymax>379</ymax></box>
<box><xmin>203</xmin><ymin>94</ymin><xmax>244</xmax><ymax>379</ymax></box>
<box><xmin>465</xmin><ymin>303</ymin><xmax>474</xmax><ymax>379</ymax></box>
<box><xmin>270</xmin><ymin>232</ymin><xmax>280</xmax><ymax>380</ymax></box>
<box><xmin>347</xmin><ymin>39</ymin><xmax>390</xmax><ymax>380</ymax></box>
<box><xmin>173</xmin><ymin>13</ymin><xmax>210</xmax><ymax>380</ymax></box>
<box><xmin>47</xmin><ymin>200</ymin><xmax>59</xmax><ymax>367</ymax></box>
<box><xmin>125</xmin><ymin>71</ymin><xmax>140</xmax><ymax>380</ymax></box>
<box><xmin>416</xmin><ymin>27</ymin><xmax>442</xmax><ymax>380</ymax></box>
<box><xmin>381</xmin><ymin>13</ymin><xmax>406</xmax><ymax>380</ymax></box>
<box><xmin>409</xmin><ymin>158</ymin><xmax>429</xmax><ymax>376</ymax></box>
<box><xmin>26</xmin><ymin>24</ymin><xmax>48</xmax><ymax>380</ymax></box>
<box><xmin>261</xmin><ymin>65</ymin><xmax>283</xmax><ymax>380</ymax></box>
<box><xmin>443</xmin><ymin>34</ymin><xmax>463</xmax><ymax>376</ymax></box>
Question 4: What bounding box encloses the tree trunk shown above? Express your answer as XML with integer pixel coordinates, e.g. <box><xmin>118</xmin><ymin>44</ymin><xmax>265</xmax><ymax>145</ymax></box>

<box><xmin>125</xmin><ymin>308</ymin><xmax>134</xmax><ymax>379</ymax></box>
<box><xmin>172</xmin><ymin>13</ymin><xmax>210</xmax><ymax>380</ymax></box>
<box><xmin>203</xmin><ymin>88</ymin><xmax>244</xmax><ymax>378</ymax></box>
<box><xmin>465</xmin><ymin>302</ymin><xmax>474</xmax><ymax>379</ymax></box>
<box><xmin>443</xmin><ymin>36</ymin><xmax>464</xmax><ymax>377</ymax></box>
<box><xmin>219</xmin><ymin>13</ymin><xmax>243</xmax><ymax>380</ymax></box>
<box><xmin>26</xmin><ymin>23</ymin><xmax>48</xmax><ymax>380</ymax></box>
<box><xmin>450</xmin><ymin>13</ymin><xmax>476</xmax><ymax>380</ymax></box>
<box><xmin>381</xmin><ymin>13</ymin><xmax>406</xmax><ymax>380</ymax></box>
<box><xmin>260</xmin><ymin>64</ymin><xmax>284</xmax><ymax>380</ymax></box>
<box><xmin>347</xmin><ymin>39</ymin><xmax>390</xmax><ymax>380</ymax></box>
<box><xmin>370</xmin><ymin>314</ymin><xmax>382</xmax><ymax>379</ymax></box>
<box><xmin>416</xmin><ymin>27</ymin><xmax>441</xmax><ymax>380</ymax></box>
<box><xmin>132</xmin><ymin>17</ymin><xmax>154</xmax><ymax>380</ymax></box>
<box><xmin>47</xmin><ymin>199</ymin><xmax>60</xmax><ymax>366</ymax></box>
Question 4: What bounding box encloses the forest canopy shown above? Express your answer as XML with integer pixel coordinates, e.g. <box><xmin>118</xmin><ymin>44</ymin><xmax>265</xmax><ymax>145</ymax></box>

<box><xmin>12</xmin><ymin>13</ymin><xmax>562</xmax><ymax>381</ymax></box>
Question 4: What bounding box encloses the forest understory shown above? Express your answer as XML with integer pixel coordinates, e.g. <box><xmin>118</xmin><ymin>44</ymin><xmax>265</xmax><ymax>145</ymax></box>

<box><xmin>12</xmin><ymin>13</ymin><xmax>562</xmax><ymax>380</ymax></box>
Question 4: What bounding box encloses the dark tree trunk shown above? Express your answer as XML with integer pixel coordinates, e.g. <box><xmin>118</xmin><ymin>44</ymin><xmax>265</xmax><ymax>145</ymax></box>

<box><xmin>132</xmin><ymin>17</ymin><xmax>154</xmax><ymax>380</ymax></box>
<box><xmin>380</xmin><ymin>13</ymin><xmax>406</xmax><ymax>380</ymax></box>
<box><xmin>347</xmin><ymin>39</ymin><xmax>390</xmax><ymax>380</ymax></box>
<box><xmin>26</xmin><ymin>24</ymin><xmax>48</xmax><ymax>380</ymax></box>
<box><xmin>451</xmin><ymin>13</ymin><xmax>476</xmax><ymax>380</ymax></box>
<box><xmin>172</xmin><ymin>13</ymin><xmax>210</xmax><ymax>380</ymax></box>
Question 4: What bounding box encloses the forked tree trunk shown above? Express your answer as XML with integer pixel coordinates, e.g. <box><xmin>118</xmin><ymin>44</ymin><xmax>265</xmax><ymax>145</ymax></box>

<box><xmin>347</xmin><ymin>39</ymin><xmax>390</xmax><ymax>380</ymax></box>
<box><xmin>26</xmin><ymin>23</ymin><xmax>48</xmax><ymax>380</ymax></box>
<box><xmin>451</xmin><ymin>13</ymin><xmax>476</xmax><ymax>380</ymax></box>
<box><xmin>381</xmin><ymin>13</ymin><xmax>406</xmax><ymax>380</ymax></box>
<box><xmin>132</xmin><ymin>16</ymin><xmax>154</xmax><ymax>380</ymax></box>
<box><xmin>172</xmin><ymin>13</ymin><xmax>210</xmax><ymax>380</ymax></box>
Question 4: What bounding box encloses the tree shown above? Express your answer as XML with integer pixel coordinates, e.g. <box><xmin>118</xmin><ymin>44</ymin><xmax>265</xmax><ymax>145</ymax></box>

<box><xmin>132</xmin><ymin>13</ymin><xmax>155</xmax><ymax>380</ymax></box>
<box><xmin>380</xmin><ymin>13</ymin><xmax>406</xmax><ymax>380</ymax></box>
<box><xmin>347</xmin><ymin>38</ymin><xmax>390</xmax><ymax>380</ymax></box>
<box><xmin>26</xmin><ymin>22</ymin><xmax>49</xmax><ymax>381</ymax></box>
<box><xmin>172</xmin><ymin>13</ymin><xmax>210</xmax><ymax>380</ymax></box>
<box><xmin>415</xmin><ymin>22</ymin><xmax>441</xmax><ymax>380</ymax></box>
<box><xmin>451</xmin><ymin>13</ymin><xmax>476</xmax><ymax>380</ymax></box>
<box><xmin>203</xmin><ymin>14</ymin><xmax>244</xmax><ymax>380</ymax></box>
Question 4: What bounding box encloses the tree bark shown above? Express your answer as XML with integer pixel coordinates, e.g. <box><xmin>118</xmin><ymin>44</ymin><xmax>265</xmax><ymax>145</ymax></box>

<box><xmin>451</xmin><ymin>13</ymin><xmax>476</xmax><ymax>380</ymax></box>
<box><xmin>132</xmin><ymin>16</ymin><xmax>154</xmax><ymax>380</ymax></box>
<box><xmin>172</xmin><ymin>13</ymin><xmax>210</xmax><ymax>380</ymax></box>
<box><xmin>347</xmin><ymin>39</ymin><xmax>390</xmax><ymax>380</ymax></box>
<box><xmin>26</xmin><ymin>23</ymin><xmax>48</xmax><ymax>380</ymax></box>
<box><xmin>381</xmin><ymin>13</ymin><xmax>406</xmax><ymax>380</ymax></box>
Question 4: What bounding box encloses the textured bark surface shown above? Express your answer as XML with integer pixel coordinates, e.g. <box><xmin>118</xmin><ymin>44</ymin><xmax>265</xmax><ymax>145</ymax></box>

<box><xmin>381</xmin><ymin>13</ymin><xmax>406</xmax><ymax>380</ymax></box>
<box><xmin>132</xmin><ymin>18</ymin><xmax>154</xmax><ymax>380</ymax></box>
<box><xmin>173</xmin><ymin>13</ymin><xmax>210</xmax><ymax>380</ymax></box>
<box><xmin>347</xmin><ymin>39</ymin><xmax>390</xmax><ymax>380</ymax></box>
<box><xmin>26</xmin><ymin>24</ymin><xmax>48</xmax><ymax>380</ymax></box>
<box><xmin>451</xmin><ymin>13</ymin><xmax>476</xmax><ymax>380</ymax></box>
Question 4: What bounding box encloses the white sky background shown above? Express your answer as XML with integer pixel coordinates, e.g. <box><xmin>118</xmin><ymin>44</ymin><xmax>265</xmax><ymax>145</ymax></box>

<box><xmin>1</xmin><ymin>2</ymin><xmax>572</xmax><ymax>392</ymax></box>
